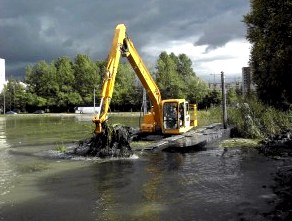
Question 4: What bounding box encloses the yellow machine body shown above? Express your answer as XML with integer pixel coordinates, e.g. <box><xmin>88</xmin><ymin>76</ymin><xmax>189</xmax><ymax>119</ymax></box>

<box><xmin>93</xmin><ymin>24</ymin><xmax>197</xmax><ymax>135</ymax></box>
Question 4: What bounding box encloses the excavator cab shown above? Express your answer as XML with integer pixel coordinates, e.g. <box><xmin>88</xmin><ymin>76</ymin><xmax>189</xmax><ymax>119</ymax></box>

<box><xmin>161</xmin><ymin>99</ymin><xmax>197</xmax><ymax>135</ymax></box>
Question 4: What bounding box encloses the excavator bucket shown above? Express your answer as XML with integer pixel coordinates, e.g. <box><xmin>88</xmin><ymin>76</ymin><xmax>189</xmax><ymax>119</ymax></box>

<box><xmin>95</xmin><ymin>122</ymin><xmax>103</xmax><ymax>134</ymax></box>
<box><xmin>93</xmin><ymin>114</ymin><xmax>103</xmax><ymax>134</ymax></box>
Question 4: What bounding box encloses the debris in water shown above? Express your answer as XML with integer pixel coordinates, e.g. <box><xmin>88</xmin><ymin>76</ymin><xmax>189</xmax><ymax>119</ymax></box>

<box><xmin>259</xmin><ymin>130</ymin><xmax>292</xmax><ymax>156</ymax></box>
<box><xmin>74</xmin><ymin>123</ymin><xmax>135</xmax><ymax>158</ymax></box>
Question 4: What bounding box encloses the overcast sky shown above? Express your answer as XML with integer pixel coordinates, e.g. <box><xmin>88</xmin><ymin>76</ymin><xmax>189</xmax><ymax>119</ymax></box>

<box><xmin>0</xmin><ymin>0</ymin><xmax>251</xmax><ymax>82</ymax></box>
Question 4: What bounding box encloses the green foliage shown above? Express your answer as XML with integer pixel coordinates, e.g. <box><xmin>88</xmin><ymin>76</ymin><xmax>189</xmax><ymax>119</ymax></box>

<box><xmin>200</xmin><ymin>89</ymin><xmax>221</xmax><ymax>108</ymax></box>
<box><xmin>197</xmin><ymin>107</ymin><xmax>222</xmax><ymax>127</ymax></box>
<box><xmin>0</xmin><ymin>80</ymin><xmax>27</xmax><ymax>112</ymax></box>
<box><xmin>219</xmin><ymin>138</ymin><xmax>260</xmax><ymax>148</ymax></box>
<box><xmin>155</xmin><ymin>52</ymin><xmax>209</xmax><ymax>103</ymax></box>
<box><xmin>54</xmin><ymin>57</ymin><xmax>82</xmax><ymax>107</ymax></box>
<box><xmin>55</xmin><ymin>144</ymin><xmax>67</xmax><ymax>153</ymax></box>
<box><xmin>73</xmin><ymin>54</ymin><xmax>100</xmax><ymax>105</ymax></box>
<box><xmin>228</xmin><ymin>98</ymin><xmax>291</xmax><ymax>139</ymax></box>
<box><xmin>111</xmin><ymin>63</ymin><xmax>137</xmax><ymax>109</ymax></box>
<box><xmin>18</xmin><ymin>51</ymin><xmax>207</xmax><ymax>112</ymax></box>
<box><xmin>156</xmin><ymin>52</ymin><xmax>185</xmax><ymax>99</ymax></box>
<box><xmin>227</xmin><ymin>88</ymin><xmax>238</xmax><ymax>106</ymax></box>
<box><xmin>244</xmin><ymin>0</ymin><xmax>292</xmax><ymax>109</ymax></box>
<box><xmin>25</xmin><ymin>61</ymin><xmax>58</xmax><ymax>108</ymax></box>
<box><xmin>23</xmin><ymin>54</ymin><xmax>101</xmax><ymax>112</ymax></box>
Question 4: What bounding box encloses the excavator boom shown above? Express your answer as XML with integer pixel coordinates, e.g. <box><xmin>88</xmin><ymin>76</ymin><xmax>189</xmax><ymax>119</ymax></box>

<box><xmin>93</xmin><ymin>24</ymin><xmax>126</xmax><ymax>133</ymax></box>
<box><xmin>93</xmin><ymin>24</ymin><xmax>197</xmax><ymax>135</ymax></box>
<box><xmin>121</xmin><ymin>36</ymin><xmax>162</xmax><ymax>127</ymax></box>
<box><xmin>93</xmin><ymin>24</ymin><xmax>162</xmax><ymax>134</ymax></box>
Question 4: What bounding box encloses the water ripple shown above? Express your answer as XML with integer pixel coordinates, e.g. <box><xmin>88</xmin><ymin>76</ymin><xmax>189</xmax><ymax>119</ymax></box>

<box><xmin>0</xmin><ymin>118</ymin><xmax>17</xmax><ymax>216</ymax></box>
<box><xmin>175</xmin><ymin>149</ymin><xmax>243</xmax><ymax>204</ymax></box>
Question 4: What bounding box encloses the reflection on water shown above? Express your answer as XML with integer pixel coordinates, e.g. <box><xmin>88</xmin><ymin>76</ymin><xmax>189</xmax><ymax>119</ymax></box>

<box><xmin>4</xmin><ymin>115</ymin><xmax>94</xmax><ymax>147</ymax></box>
<box><xmin>0</xmin><ymin>118</ymin><xmax>17</xmax><ymax>214</ymax></box>
<box><xmin>0</xmin><ymin>115</ymin><xmax>280</xmax><ymax>221</ymax></box>
<box><xmin>3</xmin><ymin>114</ymin><xmax>140</xmax><ymax>147</ymax></box>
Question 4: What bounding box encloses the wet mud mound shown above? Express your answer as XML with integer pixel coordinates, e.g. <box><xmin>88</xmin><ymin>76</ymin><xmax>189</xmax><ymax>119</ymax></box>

<box><xmin>259</xmin><ymin>130</ymin><xmax>292</xmax><ymax>155</ymax></box>
<box><xmin>74</xmin><ymin>124</ymin><xmax>135</xmax><ymax>158</ymax></box>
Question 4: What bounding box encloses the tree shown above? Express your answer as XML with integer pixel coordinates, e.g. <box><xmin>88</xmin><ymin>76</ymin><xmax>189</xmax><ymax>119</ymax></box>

<box><xmin>177</xmin><ymin>54</ymin><xmax>194</xmax><ymax>78</ymax></box>
<box><xmin>244</xmin><ymin>0</ymin><xmax>292</xmax><ymax>109</ymax></box>
<box><xmin>176</xmin><ymin>54</ymin><xmax>209</xmax><ymax>103</ymax></box>
<box><xmin>156</xmin><ymin>52</ymin><xmax>185</xmax><ymax>99</ymax></box>
<box><xmin>199</xmin><ymin>89</ymin><xmax>221</xmax><ymax>109</ymax></box>
<box><xmin>73</xmin><ymin>54</ymin><xmax>100</xmax><ymax>105</ymax></box>
<box><xmin>54</xmin><ymin>57</ymin><xmax>82</xmax><ymax>110</ymax></box>
<box><xmin>111</xmin><ymin>63</ymin><xmax>137</xmax><ymax>110</ymax></box>
<box><xmin>21</xmin><ymin>51</ymin><xmax>209</xmax><ymax>112</ymax></box>
<box><xmin>25</xmin><ymin>61</ymin><xmax>58</xmax><ymax>109</ymax></box>
<box><xmin>155</xmin><ymin>52</ymin><xmax>209</xmax><ymax>103</ymax></box>
<box><xmin>0</xmin><ymin>80</ymin><xmax>27</xmax><ymax>112</ymax></box>
<box><xmin>227</xmin><ymin>87</ymin><xmax>238</xmax><ymax>106</ymax></box>
<box><xmin>187</xmin><ymin>78</ymin><xmax>210</xmax><ymax>104</ymax></box>
<box><xmin>24</xmin><ymin>55</ymin><xmax>100</xmax><ymax>112</ymax></box>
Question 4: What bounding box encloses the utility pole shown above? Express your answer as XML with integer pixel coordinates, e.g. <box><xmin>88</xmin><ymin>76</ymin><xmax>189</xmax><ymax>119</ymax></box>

<box><xmin>221</xmin><ymin>71</ymin><xmax>227</xmax><ymax>129</ymax></box>
<box><xmin>3</xmin><ymin>90</ymin><xmax>5</xmax><ymax>115</ymax></box>
<box><xmin>210</xmin><ymin>73</ymin><xmax>221</xmax><ymax>89</ymax></box>
<box><xmin>13</xmin><ymin>84</ymin><xmax>15</xmax><ymax>111</ymax></box>
<box><xmin>210</xmin><ymin>73</ymin><xmax>216</xmax><ymax>84</ymax></box>
<box><xmin>209</xmin><ymin>73</ymin><xmax>215</xmax><ymax>89</ymax></box>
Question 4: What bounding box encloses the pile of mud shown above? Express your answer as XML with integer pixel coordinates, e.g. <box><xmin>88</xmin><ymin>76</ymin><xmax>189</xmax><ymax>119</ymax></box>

<box><xmin>74</xmin><ymin>123</ymin><xmax>136</xmax><ymax>158</ymax></box>
<box><xmin>259</xmin><ymin>130</ymin><xmax>292</xmax><ymax>156</ymax></box>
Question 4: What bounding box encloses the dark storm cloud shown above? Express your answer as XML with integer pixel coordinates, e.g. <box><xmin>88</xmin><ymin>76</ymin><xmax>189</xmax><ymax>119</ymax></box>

<box><xmin>0</xmin><ymin>0</ymin><xmax>249</xmax><ymax>78</ymax></box>
<box><xmin>194</xmin><ymin>6</ymin><xmax>248</xmax><ymax>52</ymax></box>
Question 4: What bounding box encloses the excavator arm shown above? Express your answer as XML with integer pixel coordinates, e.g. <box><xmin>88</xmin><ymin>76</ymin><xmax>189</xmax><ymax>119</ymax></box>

<box><xmin>93</xmin><ymin>24</ymin><xmax>162</xmax><ymax>134</ymax></box>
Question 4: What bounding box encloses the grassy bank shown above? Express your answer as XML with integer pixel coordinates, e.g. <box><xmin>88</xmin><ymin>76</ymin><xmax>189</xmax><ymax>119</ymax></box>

<box><xmin>197</xmin><ymin>107</ymin><xmax>222</xmax><ymax>127</ymax></box>
<box><xmin>197</xmin><ymin>99</ymin><xmax>291</xmax><ymax>140</ymax></box>
<box><xmin>3</xmin><ymin>101</ymin><xmax>290</xmax><ymax>141</ymax></box>
<box><xmin>228</xmin><ymin>100</ymin><xmax>291</xmax><ymax>139</ymax></box>
<box><xmin>197</xmin><ymin>100</ymin><xmax>291</xmax><ymax>150</ymax></box>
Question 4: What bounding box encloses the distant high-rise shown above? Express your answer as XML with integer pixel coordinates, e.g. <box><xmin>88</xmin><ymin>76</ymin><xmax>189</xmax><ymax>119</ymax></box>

<box><xmin>0</xmin><ymin>58</ymin><xmax>5</xmax><ymax>92</ymax></box>
<box><xmin>242</xmin><ymin>67</ymin><xmax>256</xmax><ymax>95</ymax></box>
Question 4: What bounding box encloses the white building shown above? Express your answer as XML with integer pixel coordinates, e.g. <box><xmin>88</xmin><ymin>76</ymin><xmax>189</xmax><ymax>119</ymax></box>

<box><xmin>75</xmin><ymin>106</ymin><xmax>100</xmax><ymax>114</ymax></box>
<box><xmin>0</xmin><ymin>58</ymin><xmax>5</xmax><ymax>92</ymax></box>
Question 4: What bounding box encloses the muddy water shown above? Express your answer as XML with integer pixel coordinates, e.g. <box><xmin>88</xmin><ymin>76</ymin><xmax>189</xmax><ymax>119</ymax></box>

<box><xmin>0</xmin><ymin>114</ymin><xmax>281</xmax><ymax>221</ymax></box>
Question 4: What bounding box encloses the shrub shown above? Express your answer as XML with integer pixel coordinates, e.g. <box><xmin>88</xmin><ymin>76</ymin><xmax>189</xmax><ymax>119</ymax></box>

<box><xmin>55</xmin><ymin>144</ymin><xmax>67</xmax><ymax>153</ymax></box>
<box><xmin>228</xmin><ymin>99</ymin><xmax>291</xmax><ymax>139</ymax></box>
<box><xmin>197</xmin><ymin>107</ymin><xmax>222</xmax><ymax>127</ymax></box>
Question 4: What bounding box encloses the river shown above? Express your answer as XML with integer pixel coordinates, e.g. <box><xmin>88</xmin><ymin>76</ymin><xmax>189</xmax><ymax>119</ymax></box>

<box><xmin>0</xmin><ymin>114</ymin><xmax>282</xmax><ymax>221</ymax></box>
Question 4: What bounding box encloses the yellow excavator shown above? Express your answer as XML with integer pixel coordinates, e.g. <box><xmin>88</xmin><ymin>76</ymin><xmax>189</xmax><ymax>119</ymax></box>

<box><xmin>93</xmin><ymin>24</ymin><xmax>197</xmax><ymax>135</ymax></box>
